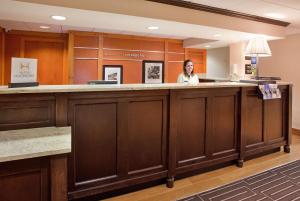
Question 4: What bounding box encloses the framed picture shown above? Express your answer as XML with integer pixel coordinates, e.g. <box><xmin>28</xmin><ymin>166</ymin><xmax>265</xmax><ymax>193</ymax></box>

<box><xmin>142</xmin><ymin>60</ymin><xmax>164</xmax><ymax>84</ymax></box>
<box><xmin>103</xmin><ymin>65</ymin><xmax>123</xmax><ymax>84</ymax></box>
<box><xmin>245</xmin><ymin>64</ymin><xmax>252</xmax><ymax>75</ymax></box>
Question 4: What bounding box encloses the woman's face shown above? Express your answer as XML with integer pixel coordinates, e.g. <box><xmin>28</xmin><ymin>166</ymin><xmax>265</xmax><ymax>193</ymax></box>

<box><xmin>185</xmin><ymin>61</ymin><xmax>194</xmax><ymax>75</ymax></box>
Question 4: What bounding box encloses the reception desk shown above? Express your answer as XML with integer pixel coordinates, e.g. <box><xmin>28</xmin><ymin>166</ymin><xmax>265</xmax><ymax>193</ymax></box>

<box><xmin>0</xmin><ymin>82</ymin><xmax>292</xmax><ymax>200</ymax></box>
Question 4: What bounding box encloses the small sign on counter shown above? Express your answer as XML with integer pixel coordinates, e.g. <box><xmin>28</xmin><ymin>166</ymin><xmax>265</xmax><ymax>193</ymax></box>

<box><xmin>258</xmin><ymin>84</ymin><xmax>281</xmax><ymax>100</ymax></box>
<box><xmin>9</xmin><ymin>57</ymin><xmax>39</xmax><ymax>88</ymax></box>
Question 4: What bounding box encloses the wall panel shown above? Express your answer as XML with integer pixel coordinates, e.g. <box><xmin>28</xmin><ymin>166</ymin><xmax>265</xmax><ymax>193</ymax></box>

<box><xmin>4</xmin><ymin>31</ymin><xmax>67</xmax><ymax>85</ymax></box>
<box><xmin>0</xmin><ymin>29</ymin><xmax>4</xmax><ymax>85</ymax></box>
<box><xmin>71</xmin><ymin>32</ymin><xmax>207</xmax><ymax>84</ymax></box>
<box><xmin>23</xmin><ymin>39</ymin><xmax>65</xmax><ymax>84</ymax></box>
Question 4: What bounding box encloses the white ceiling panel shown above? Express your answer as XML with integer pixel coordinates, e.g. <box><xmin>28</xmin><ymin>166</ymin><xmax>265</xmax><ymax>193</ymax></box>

<box><xmin>183</xmin><ymin>0</ymin><xmax>300</xmax><ymax>32</ymax></box>
<box><xmin>0</xmin><ymin>0</ymin><xmax>288</xmax><ymax>49</ymax></box>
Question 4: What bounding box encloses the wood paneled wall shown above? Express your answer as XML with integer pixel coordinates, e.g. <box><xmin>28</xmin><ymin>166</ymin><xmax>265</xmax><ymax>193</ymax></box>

<box><xmin>0</xmin><ymin>28</ymin><xmax>4</xmax><ymax>85</ymax></box>
<box><xmin>70</xmin><ymin>32</ymin><xmax>206</xmax><ymax>84</ymax></box>
<box><xmin>3</xmin><ymin>31</ymin><xmax>68</xmax><ymax>85</ymax></box>
<box><xmin>1</xmin><ymin>30</ymin><xmax>206</xmax><ymax>85</ymax></box>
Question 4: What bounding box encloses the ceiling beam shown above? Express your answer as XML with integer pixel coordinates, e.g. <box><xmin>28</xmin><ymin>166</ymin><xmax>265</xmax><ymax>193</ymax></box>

<box><xmin>147</xmin><ymin>0</ymin><xmax>290</xmax><ymax>27</ymax></box>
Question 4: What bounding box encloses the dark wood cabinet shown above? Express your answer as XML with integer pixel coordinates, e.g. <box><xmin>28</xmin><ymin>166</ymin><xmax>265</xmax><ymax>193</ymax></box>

<box><xmin>0</xmin><ymin>94</ymin><xmax>55</xmax><ymax>131</ymax></box>
<box><xmin>170</xmin><ymin>88</ymin><xmax>240</xmax><ymax>176</ymax></box>
<box><xmin>0</xmin><ymin>84</ymin><xmax>292</xmax><ymax>200</ymax></box>
<box><xmin>243</xmin><ymin>85</ymin><xmax>291</xmax><ymax>157</ymax></box>
<box><xmin>67</xmin><ymin>91</ymin><xmax>168</xmax><ymax>199</ymax></box>
<box><xmin>0</xmin><ymin>158</ymin><xmax>50</xmax><ymax>201</ymax></box>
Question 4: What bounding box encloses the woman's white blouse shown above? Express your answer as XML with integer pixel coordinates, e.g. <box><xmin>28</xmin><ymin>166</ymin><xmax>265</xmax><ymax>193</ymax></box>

<box><xmin>177</xmin><ymin>73</ymin><xmax>199</xmax><ymax>84</ymax></box>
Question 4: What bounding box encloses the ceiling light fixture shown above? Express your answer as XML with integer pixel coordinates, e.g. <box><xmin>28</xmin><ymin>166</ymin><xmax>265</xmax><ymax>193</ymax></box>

<box><xmin>265</xmin><ymin>13</ymin><xmax>286</xmax><ymax>19</ymax></box>
<box><xmin>40</xmin><ymin>26</ymin><xmax>50</xmax><ymax>29</ymax></box>
<box><xmin>205</xmin><ymin>45</ymin><xmax>211</xmax><ymax>48</ymax></box>
<box><xmin>147</xmin><ymin>26</ymin><xmax>159</xmax><ymax>30</ymax></box>
<box><xmin>51</xmin><ymin>15</ymin><xmax>67</xmax><ymax>21</ymax></box>
<box><xmin>214</xmin><ymin>34</ymin><xmax>221</xmax><ymax>37</ymax></box>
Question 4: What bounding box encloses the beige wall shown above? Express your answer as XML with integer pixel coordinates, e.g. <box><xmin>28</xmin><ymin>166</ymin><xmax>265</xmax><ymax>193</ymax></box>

<box><xmin>260</xmin><ymin>34</ymin><xmax>300</xmax><ymax>129</ymax></box>
<box><xmin>229</xmin><ymin>41</ymin><xmax>247</xmax><ymax>78</ymax></box>
<box><xmin>230</xmin><ymin>36</ymin><xmax>300</xmax><ymax>129</ymax></box>
<box><xmin>207</xmin><ymin>47</ymin><xmax>230</xmax><ymax>78</ymax></box>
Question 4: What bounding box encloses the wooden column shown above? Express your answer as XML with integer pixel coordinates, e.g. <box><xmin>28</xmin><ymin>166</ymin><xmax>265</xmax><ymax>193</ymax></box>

<box><xmin>51</xmin><ymin>155</ymin><xmax>68</xmax><ymax>201</ymax></box>
<box><xmin>164</xmin><ymin>41</ymin><xmax>168</xmax><ymax>82</ymax></box>
<box><xmin>285</xmin><ymin>84</ymin><xmax>293</xmax><ymax>153</ymax></box>
<box><xmin>68</xmin><ymin>32</ymin><xmax>74</xmax><ymax>84</ymax></box>
<box><xmin>238</xmin><ymin>87</ymin><xmax>247</xmax><ymax>167</ymax></box>
<box><xmin>0</xmin><ymin>28</ymin><xmax>4</xmax><ymax>85</ymax></box>
<box><xmin>98</xmin><ymin>33</ymin><xmax>103</xmax><ymax>80</ymax></box>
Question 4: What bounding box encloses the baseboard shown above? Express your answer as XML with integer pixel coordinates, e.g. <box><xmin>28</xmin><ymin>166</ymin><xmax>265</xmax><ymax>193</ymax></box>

<box><xmin>292</xmin><ymin>128</ymin><xmax>300</xmax><ymax>135</ymax></box>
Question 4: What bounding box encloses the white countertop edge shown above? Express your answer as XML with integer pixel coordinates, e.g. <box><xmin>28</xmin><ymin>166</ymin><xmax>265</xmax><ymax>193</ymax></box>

<box><xmin>0</xmin><ymin>126</ymin><xmax>71</xmax><ymax>163</ymax></box>
<box><xmin>0</xmin><ymin>82</ymin><xmax>259</xmax><ymax>94</ymax></box>
<box><xmin>0</xmin><ymin>148</ymin><xmax>71</xmax><ymax>163</ymax></box>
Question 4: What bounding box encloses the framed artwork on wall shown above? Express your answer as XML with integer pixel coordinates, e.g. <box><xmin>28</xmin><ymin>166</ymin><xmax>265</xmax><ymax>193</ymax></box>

<box><xmin>245</xmin><ymin>64</ymin><xmax>252</xmax><ymax>75</ymax></box>
<box><xmin>102</xmin><ymin>65</ymin><xmax>123</xmax><ymax>84</ymax></box>
<box><xmin>142</xmin><ymin>60</ymin><xmax>164</xmax><ymax>84</ymax></box>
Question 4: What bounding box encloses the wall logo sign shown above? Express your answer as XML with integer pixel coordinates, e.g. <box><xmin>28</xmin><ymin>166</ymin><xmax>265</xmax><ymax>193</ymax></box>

<box><xmin>9</xmin><ymin>57</ymin><xmax>39</xmax><ymax>88</ymax></box>
<box><xmin>104</xmin><ymin>52</ymin><xmax>145</xmax><ymax>59</ymax></box>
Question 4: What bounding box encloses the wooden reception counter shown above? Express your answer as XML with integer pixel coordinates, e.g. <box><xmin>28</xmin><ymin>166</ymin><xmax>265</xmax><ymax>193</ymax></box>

<box><xmin>0</xmin><ymin>82</ymin><xmax>292</xmax><ymax>200</ymax></box>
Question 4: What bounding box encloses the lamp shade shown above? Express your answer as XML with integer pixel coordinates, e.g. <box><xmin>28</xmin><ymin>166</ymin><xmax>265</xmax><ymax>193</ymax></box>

<box><xmin>245</xmin><ymin>38</ymin><xmax>272</xmax><ymax>57</ymax></box>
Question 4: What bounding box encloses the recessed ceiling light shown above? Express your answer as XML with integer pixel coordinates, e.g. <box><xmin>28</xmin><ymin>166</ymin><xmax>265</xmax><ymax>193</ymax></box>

<box><xmin>40</xmin><ymin>26</ymin><xmax>50</xmax><ymax>29</ymax></box>
<box><xmin>265</xmin><ymin>13</ymin><xmax>286</xmax><ymax>19</ymax></box>
<box><xmin>147</xmin><ymin>26</ymin><xmax>159</xmax><ymax>30</ymax></box>
<box><xmin>205</xmin><ymin>45</ymin><xmax>211</xmax><ymax>48</ymax></box>
<box><xmin>51</xmin><ymin>15</ymin><xmax>66</xmax><ymax>21</ymax></box>
<box><xmin>214</xmin><ymin>34</ymin><xmax>221</xmax><ymax>37</ymax></box>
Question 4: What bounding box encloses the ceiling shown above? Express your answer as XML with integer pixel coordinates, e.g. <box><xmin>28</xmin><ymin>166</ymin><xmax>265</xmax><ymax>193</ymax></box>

<box><xmin>184</xmin><ymin>0</ymin><xmax>300</xmax><ymax>34</ymax></box>
<box><xmin>0</xmin><ymin>0</ymin><xmax>294</xmax><ymax>49</ymax></box>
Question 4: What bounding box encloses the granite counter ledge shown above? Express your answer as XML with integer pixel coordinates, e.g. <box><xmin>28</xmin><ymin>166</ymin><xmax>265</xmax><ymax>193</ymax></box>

<box><xmin>0</xmin><ymin>82</ymin><xmax>257</xmax><ymax>94</ymax></box>
<box><xmin>0</xmin><ymin>126</ymin><xmax>71</xmax><ymax>163</ymax></box>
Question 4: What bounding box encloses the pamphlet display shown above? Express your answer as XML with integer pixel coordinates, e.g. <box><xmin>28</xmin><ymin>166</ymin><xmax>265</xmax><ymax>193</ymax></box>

<box><xmin>9</xmin><ymin>57</ymin><xmax>39</xmax><ymax>88</ymax></box>
<box><xmin>258</xmin><ymin>84</ymin><xmax>281</xmax><ymax>100</ymax></box>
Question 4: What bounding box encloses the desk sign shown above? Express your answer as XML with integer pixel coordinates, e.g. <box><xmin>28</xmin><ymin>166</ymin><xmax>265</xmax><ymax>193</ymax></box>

<box><xmin>9</xmin><ymin>57</ymin><xmax>39</xmax><ymax>88</ymax></box>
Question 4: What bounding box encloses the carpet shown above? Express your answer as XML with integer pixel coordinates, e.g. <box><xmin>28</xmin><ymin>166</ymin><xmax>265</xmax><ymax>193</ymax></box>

<box><xmin>178</xmin><ymin>160</ymin><xmax>300</xmax><ymax>201</ymax></box>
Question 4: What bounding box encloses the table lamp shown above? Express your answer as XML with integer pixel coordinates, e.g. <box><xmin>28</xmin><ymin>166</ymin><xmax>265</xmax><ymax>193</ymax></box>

<box><xmin>244</xmin><ymin>38</ymin><xmax>272</xmax><ymax>80</ymax></box>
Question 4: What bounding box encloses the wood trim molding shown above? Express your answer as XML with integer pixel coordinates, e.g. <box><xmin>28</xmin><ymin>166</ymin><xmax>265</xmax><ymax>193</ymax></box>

<box><xmin>292</xmin><ymin>128</ymin><xmax>300</xmax><ymax>136</ymax></box>
<box><xmin>98</xmin><ymin>34</ymin><xmax>103</xmax><ymax>80</ymax></box>
<box><xmin>68</xmin><ymin>32</ymin><xmax>74</xmax><ymax>84</ymax></box>
<box><xmin>147</xmin><ymin>0</ymin><xmax>290</xmax><ymax>27</ymax></box>
<box><xmin>0</xmin><ymin>31</ymin><xmax>4</xmax><ymax>85</ymax></box>
<box><xmin>6</xmin><ymin>30</ymin><xmax>67</xmax><ymax>38</ymax></box>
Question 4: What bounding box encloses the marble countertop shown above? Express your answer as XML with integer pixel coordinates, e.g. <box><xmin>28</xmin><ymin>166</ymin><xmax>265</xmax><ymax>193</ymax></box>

<box><xmin>0</xmin><ymin>127</ymin><xmax>71</xmax><ymax>163</ymax></box>
<box><xmin>0</xmin><ymin>82</ymin><xmax>258</xmax><ymax>94</ymax></box>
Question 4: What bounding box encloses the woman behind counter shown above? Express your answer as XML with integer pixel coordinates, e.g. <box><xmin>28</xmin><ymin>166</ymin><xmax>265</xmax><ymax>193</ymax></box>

<box><xmin>177</xmin><ymin>59</ymin><xmax>199</xmax><ymax>84</ymax></box>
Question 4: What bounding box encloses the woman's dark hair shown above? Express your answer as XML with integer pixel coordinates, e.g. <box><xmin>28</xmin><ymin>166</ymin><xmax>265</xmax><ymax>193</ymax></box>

<box><xmin>183</xmin><ymin>59</ymin><xmax>194</xmax><ymax>77</ymax></box>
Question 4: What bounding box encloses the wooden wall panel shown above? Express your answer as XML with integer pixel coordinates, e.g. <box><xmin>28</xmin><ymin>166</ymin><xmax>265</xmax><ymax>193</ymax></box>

<box><xmin>0</xmin><ymin>94</ymin><xmax>55</xmax><ymax>131</ymax></box>
<box><xmin>167</xmin><ymin>41</ymin><xmax>184</xmax><ymax>53</ymax></box>
<box><xmin>0</xmin><ymin>158</ymin><xmax>49</xmax><ymax>201</ymax></box>
<box><xmin>168</xmin><ymin>62</ymin><xmax>182</xmax><ymax>83</ymax></box>
<box><xmin>103</xmin><ymin>37</ymin><xmax>165</xmax><ymax>51</ymax></box>
<box><xmin>176</xmin><ymin>97</ymin><xmax>206</xmax><ymax>166</ymax></box>
<box><xmin>73</xmin><ymin>59</ymin><xmax>98</xmax><ymax>84</ymax></box>
<box><xmin>23</xmin><ymin>39</ymin><xmax>65</xmax><ymax>84</ymax></box>
<box><xmin>0</xmin><ymin>29</ymin><xmax>4</xmax><ymax>85</ymax></box>
<box><xmin>265</xmin><ymin>99</ymin><xmax>284</xmax><ymax>141</ymax></box>
<box><xmin>128</xmin><ymin>99</ymin><xmax>166</xmax><ymax>174</ymax></box>
<box><xmin>103</xmin><ymin>60</ymin><xmax>142</xmax><ymax>83</ymax></box>
<box><xmin>70</xmin><ymin>102</ymin><xmax>117</xmax><ymax>185</ymax></box>
<box><xmin>71</xmin><ymin>32</ymin><xmax>206</xmax><ymax>84</ymax></box>
<box><xmin>74</xmin><ymin>48</ymin><xmax>98</xmax><ymax>58</ymax></box>
<box><xmin>4</xmin><ymin>34</ymin><xmax>21</xmax><ymax>84</ymax></box>
<box><xmin>4</xmin><ymin>31</ymin><xmax>67</xmax><ymax>85</ymax></box>
<box><xmin>212</xmin><ymin>95</ymin><xmax>236</xmax><ymax>155</ymax></box>
<box><xmin>246</xmin><ymin>95</ymin><xmax>263</xmax><ymax>147</ymax></box>
<box><xmin>74</xmin><ymin>35</ymin><xmax>98</xmax><ymax>48</ymax></box>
